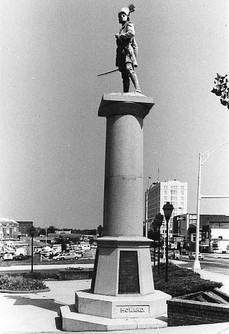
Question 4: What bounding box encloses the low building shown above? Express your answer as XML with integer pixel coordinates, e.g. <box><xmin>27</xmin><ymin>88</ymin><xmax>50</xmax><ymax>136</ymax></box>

<box><xmin>0</xmin><ymin>218</ymin><xmax>19</xmax><ymax>240</ymax></box>
<box><xmin>173</xmin><ymin>214</ymin><xmax>229</xmax><ymax>252</ymax></box>
<box><xmin>201</xmin><ymin>215</ymin><xmax>229</xmax><ymax>253</ymax></box>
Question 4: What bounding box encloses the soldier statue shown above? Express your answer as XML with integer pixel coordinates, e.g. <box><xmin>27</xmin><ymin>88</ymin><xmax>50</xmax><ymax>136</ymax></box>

<box><xmin>115</xmin><ymin>4</ymin><xmax>141</xmax><ymax>93</ymax></box>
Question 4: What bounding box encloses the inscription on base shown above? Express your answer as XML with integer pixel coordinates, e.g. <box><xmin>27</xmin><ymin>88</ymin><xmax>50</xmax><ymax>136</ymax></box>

<box><xmin>116</xmin><ymin>305</ymin><xmax>149</xmax><ymax>315</ymax></box>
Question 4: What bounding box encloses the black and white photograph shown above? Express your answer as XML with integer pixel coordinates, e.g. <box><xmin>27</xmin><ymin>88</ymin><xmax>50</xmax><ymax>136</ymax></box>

<box><xmin>0</xmin><ymin>1</ymin><xmax>228</xmax><ymax>333</ymax></box>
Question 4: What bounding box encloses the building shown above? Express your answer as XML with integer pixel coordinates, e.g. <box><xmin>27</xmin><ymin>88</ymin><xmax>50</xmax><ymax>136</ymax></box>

<box><xmin>201</xmin><ymin>215</ymin><xmax>229</xmax><ymax>253</ymax></box>
<box><xmin>17</xmin><ymin>221</ymin><xmax>33</xmax><ymax>237</ymax></box>
<box><xmin>173</xmin><ymin>213</ymin><xmax>197</xmax><ymax>240</ymax></box>
<box><xmin>147</xmin><ymin>180</ymin><xmax>188</xmax><ymax>238</ymax></box>
<box><xmin>0</xmin><ymin>218</ymin><xmax>19</xmax><ymax>240</ymax></box>
<box><xmin>174</xmin><ymin>214</ymin><xmax>229</xmax><ymax>252</ymax></box>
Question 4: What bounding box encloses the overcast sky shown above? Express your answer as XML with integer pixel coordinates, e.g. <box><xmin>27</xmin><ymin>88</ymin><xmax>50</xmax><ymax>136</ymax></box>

<box><xmin>0</xmin><ymin>0</ymin><xmax>228</xmax><ymax>229</ymax></box>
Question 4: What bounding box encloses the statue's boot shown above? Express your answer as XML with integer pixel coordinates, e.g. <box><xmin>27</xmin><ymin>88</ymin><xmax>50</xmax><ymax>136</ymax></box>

<box><xmin>130</xmin><ymin>71</ymin><xmax>141</xmax><ymax>93</ymax></box>
<box><xmin>123</xmin><ymin>79</ymin><xmax>130</xmax><ymax>93</ymax></box>
<box><xmin>122</xmin><ymin>71</ymin><xmax>130</xmax><ymax>92</ymax></box>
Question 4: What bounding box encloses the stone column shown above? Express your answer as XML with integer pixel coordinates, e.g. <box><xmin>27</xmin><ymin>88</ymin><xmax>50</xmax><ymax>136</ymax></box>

<box><xmin>91</xmin><ymin>93</ymin><xmax>155</xmax><ymax>296</ymax></box>
<box><xmin>60</xmin><ymin>94</ymin><xmax>171</xmax><ymax>332</ymax></box>
<box><xmin>103</xmin><ymin>104</ymin><xmax>144</xmax><ymax>236</ymax></box>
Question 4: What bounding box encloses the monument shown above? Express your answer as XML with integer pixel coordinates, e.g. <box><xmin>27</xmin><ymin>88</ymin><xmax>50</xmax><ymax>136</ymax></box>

<box><xmin>60</xmin><ymin>5</ymin><xmax>171</xmax><ymax>331</ymax></box>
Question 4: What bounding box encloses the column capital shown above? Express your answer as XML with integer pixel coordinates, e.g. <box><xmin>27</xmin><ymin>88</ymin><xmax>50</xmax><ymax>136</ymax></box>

<box><xmin>98</xmin><ymin>93</ymin><xmax>154</xmax><ymax>119</ymax></box>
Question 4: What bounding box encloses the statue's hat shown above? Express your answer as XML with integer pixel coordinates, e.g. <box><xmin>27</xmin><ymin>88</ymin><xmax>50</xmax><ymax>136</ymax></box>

<box><xmin>118</xmin><ymin>7</ymin><xmax>130</xmax><ymax>16</ymax></box>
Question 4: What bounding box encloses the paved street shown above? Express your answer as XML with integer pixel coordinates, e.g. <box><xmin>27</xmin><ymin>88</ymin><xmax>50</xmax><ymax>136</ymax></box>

<box><xmin>0</xmin><ymin>252</ymin><xmax>228</xmax><ymax>275</ymax></box>
<box><xmin>176</xmin><ymin>253</ymin><xmax>229</xmax><ymax>275</ymax></box>
<box><xmin>0</xmin><ymin>251</ymin><xmax>95</xmax><ymax>274</ymax></box>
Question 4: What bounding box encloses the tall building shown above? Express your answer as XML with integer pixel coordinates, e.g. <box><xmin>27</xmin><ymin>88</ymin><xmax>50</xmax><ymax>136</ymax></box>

<box><xmin>147</xmin><ymin>180</ymin><xmax>188</xmax><ymax>236</ymax></box>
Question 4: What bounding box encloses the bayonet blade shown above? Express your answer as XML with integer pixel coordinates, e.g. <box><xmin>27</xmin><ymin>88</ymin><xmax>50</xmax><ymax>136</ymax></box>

<box><xmin>97</xmin><ymin>69</ymin><xmax>119</xmax><ymax>77</ymax></box>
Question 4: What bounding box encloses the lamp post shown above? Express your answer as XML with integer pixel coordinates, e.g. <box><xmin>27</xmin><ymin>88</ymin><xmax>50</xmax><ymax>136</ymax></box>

<box><xmin>162</xmin><ymin>233</ymin><xmax>166</xmax><ymax>262</ymax></box>
<box><xmin>154</xmin><ymin>213</ymin><xmax>164</xmax><ymax>273</ymax></box>
<box><xmin>152</xmin><ymin>214</ymin><xmax>162</xmax><ymax>267</ymax></box>
<box><xmin>30</xmin><ymin>226</ymin><xmax>36</xmax><ymax>273</ymax></box>
<box><xmin>194</xmin><ymin>143</ymin><xmax>229</xmax><ymax>272</ymax></box>
<box><xmin>163</xmin><ymin>202</ymin><xmax>174</xmax><ymax>282</ymax></box>
<box><xmin>144</xmin><ymin>189</ymin><xmax>149</xmax><ymax>238</ymax></box>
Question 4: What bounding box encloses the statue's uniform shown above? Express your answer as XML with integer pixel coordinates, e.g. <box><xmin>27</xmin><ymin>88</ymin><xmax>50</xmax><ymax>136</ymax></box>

<box><xmin>115</xmin><ymin>21</ymin><xmax>141</xmax><ymax>93</ymax></box>
<box><xmin>116</xmin><ymin>21</ymin><xmax>138</xmax><ymax>70</ymax></box>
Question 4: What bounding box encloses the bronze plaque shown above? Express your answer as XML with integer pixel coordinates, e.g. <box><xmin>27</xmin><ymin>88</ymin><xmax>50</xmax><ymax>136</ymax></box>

<box><xmin>118</xmin><ymin>250</ymin><xmax>140</xmax><ymax>294</ymax></box>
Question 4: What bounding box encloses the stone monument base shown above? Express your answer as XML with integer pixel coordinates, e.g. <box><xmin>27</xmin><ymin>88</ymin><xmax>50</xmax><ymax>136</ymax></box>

<box><xmin>91</xmin><ymin>236</ymin><xmax>156</xmax><ymax>296</ymax></box>
<box><xmin>60</xmin><ymin>236</ymin><xmax>171</xmax><ymax>331</ymax></box>
<box><xmin>60</xmin><ymin>289</ymin><xmax>170</xmax><ymax>331</ymax></box>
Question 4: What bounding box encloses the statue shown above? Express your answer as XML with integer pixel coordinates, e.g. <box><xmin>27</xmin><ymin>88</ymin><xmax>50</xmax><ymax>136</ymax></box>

<box><xmin>115</xmin><ymin>4</ymin><xmax>141</xmax><ymax>93</ymax></box>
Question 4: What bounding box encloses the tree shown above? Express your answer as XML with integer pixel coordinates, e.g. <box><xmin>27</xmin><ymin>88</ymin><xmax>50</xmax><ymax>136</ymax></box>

<box><xmin>211</xmin><ymin>73</ymin><xmax>229</xmax><ymax>108</ymax></box>
<box><xmin>47</xmin><ymin>226</ymin><xmax>56</xmax><ymax>234</ymax></box>
<box><xmin>38</xmin><ymin>228</ymin><xmax>46</xmax><ymax>236</ymax></box>
<box><xmin>54</xmin><ymin>235</ymin><xmax>68</xmax><ymax>252</ymax></box>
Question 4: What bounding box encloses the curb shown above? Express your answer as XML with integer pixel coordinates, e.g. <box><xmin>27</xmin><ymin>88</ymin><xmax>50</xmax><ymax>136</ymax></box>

<box><xmin>0</xmin><ymin>287</ymin><xmax>50</xmax><ymax>294</ymax></box>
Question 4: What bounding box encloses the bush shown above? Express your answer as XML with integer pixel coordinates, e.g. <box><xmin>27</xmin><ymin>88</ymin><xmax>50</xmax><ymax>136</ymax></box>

<box><xmin>153</xmin><ymin>263</ymin><xmax>222</xmax><ymax>297</ymax></box>
<box><xmin>22</xmin><ymin>271</ymin><xmax>59</xmax><ymax>280</ymax></box>
<box><xmin>0</xmin><ymin>275</ymin><xmax>47</xmax><ymax>291</ymax></box>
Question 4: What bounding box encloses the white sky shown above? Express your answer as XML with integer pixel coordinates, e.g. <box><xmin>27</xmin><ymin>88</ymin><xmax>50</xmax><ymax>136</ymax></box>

<box><xmin>0</xmin><ymin>0</ymin><xmax>228</xmax><ymax>228</ymax></box>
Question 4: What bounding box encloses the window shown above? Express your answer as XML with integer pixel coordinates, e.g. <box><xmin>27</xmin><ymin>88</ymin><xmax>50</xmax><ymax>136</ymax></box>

<box><xmin>170</xmin><ymin>190</ymin><xmax>177</xmax><ymax>195</ymax></box>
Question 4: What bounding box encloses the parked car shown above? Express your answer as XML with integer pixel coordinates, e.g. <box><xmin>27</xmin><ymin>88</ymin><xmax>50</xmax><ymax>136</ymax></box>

<box><xmin>53</xmin><ymin>252</ymin><xmax>81</xmax><ymax>261</ymax></box>
<box><xmin>189</xmin><ymin>252</ymin><xmax>204</xmax><ymax>260</ymax></box>
<box><xmin>13</xmin><ymin>254</ymin><xmax>28</xmax><ymax>261</ymax></box>
<box><xmin>3</xmin><ymin>253</ymin><xmax>13</xmax><ymax>261</ymax></box>
<box><xmin>40</xmin><ymin>250</ymin><xmax>53</xmax><ymax>258</ymax></box>
<box><xmin>80</xmin><ymin>244</ymin><xmax>90</xmax><ymax>251</ymax></box>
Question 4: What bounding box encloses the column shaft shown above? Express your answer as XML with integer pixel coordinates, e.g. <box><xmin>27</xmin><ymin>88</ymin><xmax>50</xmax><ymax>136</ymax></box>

<box><xmin>104</xmin><ymin>114</ymin><xmax>143</xmax><ymax>236</ymax></box>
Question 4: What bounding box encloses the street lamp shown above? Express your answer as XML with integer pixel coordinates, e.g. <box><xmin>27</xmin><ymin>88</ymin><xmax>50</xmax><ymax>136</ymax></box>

<box><xmin>152</xmin><ymin>213</ymin><xmax>164</xmax><ymax>273</ymax></box>
<box><xmin>163</xmin><ymin>202</ymin><xmax>174</xmax><ymax>282</ymax></box>
<box><xmin>144</xmin><ymin>189</ymin><xmax>149</xmax><ymax>238</ymax></box>
<box><xmin>194</xmin><ymin>143</ymin><xmax>229</xmax><ymax>272</ymax></box>
<box><xmin>30</xmin><ymin>226</ymin><xmax>36</xmax><ymax>273</ymax></box>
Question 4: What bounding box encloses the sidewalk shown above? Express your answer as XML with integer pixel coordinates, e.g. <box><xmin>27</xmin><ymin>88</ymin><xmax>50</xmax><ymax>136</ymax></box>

<box><xmin>0</xmin><ymin>270</ymin><xmax>229</xmax><ymax>333</ymax></box>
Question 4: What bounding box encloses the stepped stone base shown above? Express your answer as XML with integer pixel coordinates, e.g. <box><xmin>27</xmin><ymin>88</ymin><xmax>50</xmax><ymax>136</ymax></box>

<box><xmin>60</xmin><ymin>306</ymin><xmax>168</xmax><ymax>332</ymax></box>
<box><xmin>60</xmin><ymin>289</ymin><xmax>171</xmax><ymax>332</ymax></box>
